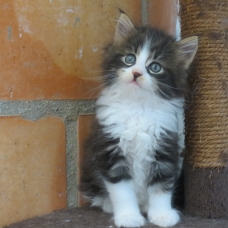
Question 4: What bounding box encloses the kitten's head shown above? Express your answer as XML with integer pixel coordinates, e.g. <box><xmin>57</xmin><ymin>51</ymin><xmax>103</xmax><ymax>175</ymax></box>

<box><xmin>102</xmin><ymin>13</ymin><xmax>198</xmax><ymax>99</ymax></box>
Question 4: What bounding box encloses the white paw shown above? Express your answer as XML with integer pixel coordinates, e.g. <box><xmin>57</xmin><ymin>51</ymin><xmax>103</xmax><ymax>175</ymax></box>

<box><xmin>148</xmin><ymin>209</ymin><xmax>180</xmax><ymax>227</ymax></box>
<box><xmin>114</xmin><ymin>212</ymin><xmax>145</xmax><ymax>227</ymax></box>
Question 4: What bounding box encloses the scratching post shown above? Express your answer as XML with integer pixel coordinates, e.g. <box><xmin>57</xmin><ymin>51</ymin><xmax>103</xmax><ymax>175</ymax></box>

<box><xmin>181</xmin><ymin>0</ymin><xmax>228</xmax><ymax>218</ymax></box>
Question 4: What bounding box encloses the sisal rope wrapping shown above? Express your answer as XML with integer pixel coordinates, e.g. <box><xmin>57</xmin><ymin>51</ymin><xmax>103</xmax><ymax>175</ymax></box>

<box><xmin>181</xmin><ymin>0</ymin><xmax>228</xmax><ymax>168</ymax></box>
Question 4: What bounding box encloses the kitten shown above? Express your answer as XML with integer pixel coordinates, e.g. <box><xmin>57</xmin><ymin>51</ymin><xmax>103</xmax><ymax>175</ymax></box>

<box><xmin>80</xmin><ymin>13</ymin><xmax>198</xmax><ymax>228</ymax></box>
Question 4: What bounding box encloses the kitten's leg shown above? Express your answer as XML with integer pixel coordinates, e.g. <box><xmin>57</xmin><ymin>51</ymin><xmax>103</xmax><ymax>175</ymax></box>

<box><xmin>147</xmin><ymin>185</ymin><xmax>180</xmax><ymax>227</ymax></box>
<box><xmin>147</xmin><ymin>131</ymin><xmax>181</xmax><ymax>227</ymax></box>
<box><xmin>105</xmin><ymin>180</ymin><xmax>145</xmax><ymax>227</ymax></box>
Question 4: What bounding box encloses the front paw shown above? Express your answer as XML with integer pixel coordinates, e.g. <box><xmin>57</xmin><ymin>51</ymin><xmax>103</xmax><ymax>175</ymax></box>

<box><xmin>148</xmin><ymin>209</ymin><xmax>180</xmax><ymax>227</ymax></box>
<box><xmin>114</xmin><ymin>212</ymin><xmax>145</xmax><ymax>227</ymax></box>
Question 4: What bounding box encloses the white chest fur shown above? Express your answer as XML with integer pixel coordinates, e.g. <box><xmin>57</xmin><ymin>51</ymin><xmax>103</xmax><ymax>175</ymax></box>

<box><xmin>96</xmin><ymin>86</ymin><xmax>185</xmax><ymax>203</ymax></box>
<box><xmin>96</xmin><ymin>86</ymin><xmax>184</xmax><ymax>151</ymax></box>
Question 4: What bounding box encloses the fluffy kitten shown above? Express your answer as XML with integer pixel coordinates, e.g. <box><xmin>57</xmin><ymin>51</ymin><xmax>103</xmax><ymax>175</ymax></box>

<box><xmin>80</xmin><ymin>13</ymin><xmax>198</xmax><ymax>228</ymax></box>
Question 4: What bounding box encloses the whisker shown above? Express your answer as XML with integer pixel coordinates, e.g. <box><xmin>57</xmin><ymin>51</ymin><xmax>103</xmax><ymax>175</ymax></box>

<box><xmin>85</xmin><ymin>70</ymin><xmax>117</xmax><ymax>81</ymax></box>
<box><xmin>155</xmin><ymin>85</ymin><xmax>170</xmax><ymax>100</ymax></box>
<box><xmin>84</xmin><ymin>76</ymin><xmax>103</xmax><ymax>81</ymax></box>
<box><xmin>84</xmin><ymin>73</ymin><xmax>118</xmax><ymax>99</ymax></box>
<box><xmin>156</xmin><ymin>81</ymin><xmax>183</xmax><ymax>90</ymax></box>
<box><xmin>84</xmin><ymin>82</ymin><xmax>107</xmax><ymax>99</ymax></box>
<box><xmin>159</xmin><ymin>39</ymin><xmax>174</xmax><ymax>53</ymax></box>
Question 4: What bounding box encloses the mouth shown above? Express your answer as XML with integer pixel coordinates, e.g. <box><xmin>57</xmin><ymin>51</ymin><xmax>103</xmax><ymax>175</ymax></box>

<box><xmin>131</xmin><ymin>79</ymin><xmax>138</xmax><ymax>84</ymax></box>
<box><xmin>130</xmin><ymin>78</ymin><xmax>140</xmax><ymax>87</ymax></box>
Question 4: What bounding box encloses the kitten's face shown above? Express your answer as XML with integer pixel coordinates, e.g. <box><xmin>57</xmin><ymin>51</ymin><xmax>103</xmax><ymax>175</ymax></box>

<box><xmin>102</xmin><ymin>14</ymin><xmax>198</xmax><ymax>99</ymax></box>
<box><xmin>115</xmin><ymin>40</ymin><xmax>178</xmax><ymax>98</ymax></box>
<box><xmin>118</xmin><ymin>44</ymin><xmax>162</xmax><ymax>92</ymax></box>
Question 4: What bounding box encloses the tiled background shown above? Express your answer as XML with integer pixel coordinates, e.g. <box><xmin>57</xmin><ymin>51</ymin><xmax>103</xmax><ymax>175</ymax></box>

<box><xmin>0</xmin><ymin>0</ymin><xmax>178</xmax><ymax>226</ymax></box>
<box><xmin>0</xmin><ymin>117</ymin><xmax>67</xmax><ymax>226</ymax></box>
<box><xmin>1</xmin><ymin>0</ymin><xmax>141</xmax><ymax>100</ymax></box>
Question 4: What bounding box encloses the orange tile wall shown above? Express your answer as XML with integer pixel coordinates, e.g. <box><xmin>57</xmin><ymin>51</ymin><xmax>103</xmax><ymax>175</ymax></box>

<box><xmin>0</xmin><ymin>0</ymin><xmax>178</xmax><ymax>226</ymax></box>
<box><xmin>0</xmin><ymin>0</ymin><xmax>141</xmax><ymax>100</ymax></box>
<box><xmin>149</xmin><ymin>0</ymin><xmax>178</xmax><ymax>36</ymax></box>
<box><xmin>0</xmin><ymin>116</ymin><xmax>67</xmax><ymax>227</ymax></box>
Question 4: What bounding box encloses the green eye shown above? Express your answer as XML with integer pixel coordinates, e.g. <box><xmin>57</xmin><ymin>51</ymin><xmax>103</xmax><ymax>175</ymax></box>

<box><xmin>148</xmin><ymin>62</ymin><xmax>162</xmax><ymax>73</ymax></box>
<box><xmin>125</xmin><ymin>54</ymin><xmax>136</xmax><ymax>65</ymax></box>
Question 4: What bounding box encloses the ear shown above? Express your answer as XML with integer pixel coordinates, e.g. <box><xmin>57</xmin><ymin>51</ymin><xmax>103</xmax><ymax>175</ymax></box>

<box><xmin>177</xmin><ymin>36</ymin><xmax>198</xmax><ymax>69</ymax></box>
<box><xmin>114</xmin><ymin>13</ymin><xmax>135</xmax><ymax>42</ymax></box>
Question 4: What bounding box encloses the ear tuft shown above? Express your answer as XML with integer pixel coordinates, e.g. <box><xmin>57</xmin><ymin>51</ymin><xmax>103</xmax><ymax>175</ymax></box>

<box><xmin>177</xmin><ymin>36</ymin><xmax>198</xmax><ymax>68</ymax></box>
<box><xmin>114</xmin><ymin>13</ymin><xmax>135</xmax><ymax>42</ymax></box>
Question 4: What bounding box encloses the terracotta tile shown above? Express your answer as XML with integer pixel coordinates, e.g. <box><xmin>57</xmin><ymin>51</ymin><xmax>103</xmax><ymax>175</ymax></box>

<box><xmin>148</xmin><ymin>0</ymin><xmax>178</xmax><ymax>36</ymax></box>
<box><xmin>0</xmin><ymin>0</ymin><xmax>141</xmax><ymax>100</ymax></box>
<box><xmin>77</xmin><ymin>114</ymin><xmax>95</xmax><ymax>207</ymax></box>
<box><xmin>0</xmin><ymin>116</ymin><xmax>67</xmax><ymax>227</ymax></box>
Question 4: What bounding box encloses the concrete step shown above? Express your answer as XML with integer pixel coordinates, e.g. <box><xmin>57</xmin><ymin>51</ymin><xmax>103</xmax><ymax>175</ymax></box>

<box><xmin>4</xmin><ymin>207</ymin><xmax>228</xmax><ymax>228</ymax></box>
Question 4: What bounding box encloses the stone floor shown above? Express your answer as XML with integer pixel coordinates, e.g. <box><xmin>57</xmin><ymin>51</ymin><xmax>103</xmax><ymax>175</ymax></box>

<box><xmin>4</xmin><ymin>207</ymin><xmax>228</xmax><ymax>228</ymax></box>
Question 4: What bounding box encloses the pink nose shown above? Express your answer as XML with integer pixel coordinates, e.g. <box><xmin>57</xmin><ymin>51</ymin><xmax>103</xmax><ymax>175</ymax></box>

<box><xmin>133</xmin><ymin>71</ymin><xmax>142</xmax><ymax>80</ymax></box>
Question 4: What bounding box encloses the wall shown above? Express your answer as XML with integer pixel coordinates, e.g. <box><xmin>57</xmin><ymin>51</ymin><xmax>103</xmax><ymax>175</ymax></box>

<box><xmin>0</xmin><ymin>0</ymin><xmax>178</xmax><ymax>226</ymax></box>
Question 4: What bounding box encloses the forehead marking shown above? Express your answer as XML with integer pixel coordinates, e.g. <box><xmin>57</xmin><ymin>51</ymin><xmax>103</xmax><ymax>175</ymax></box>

<box><xmin>136</xmin><ymin>43</ymin><xmax>155</xmax><ymax>67</ymax></box>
